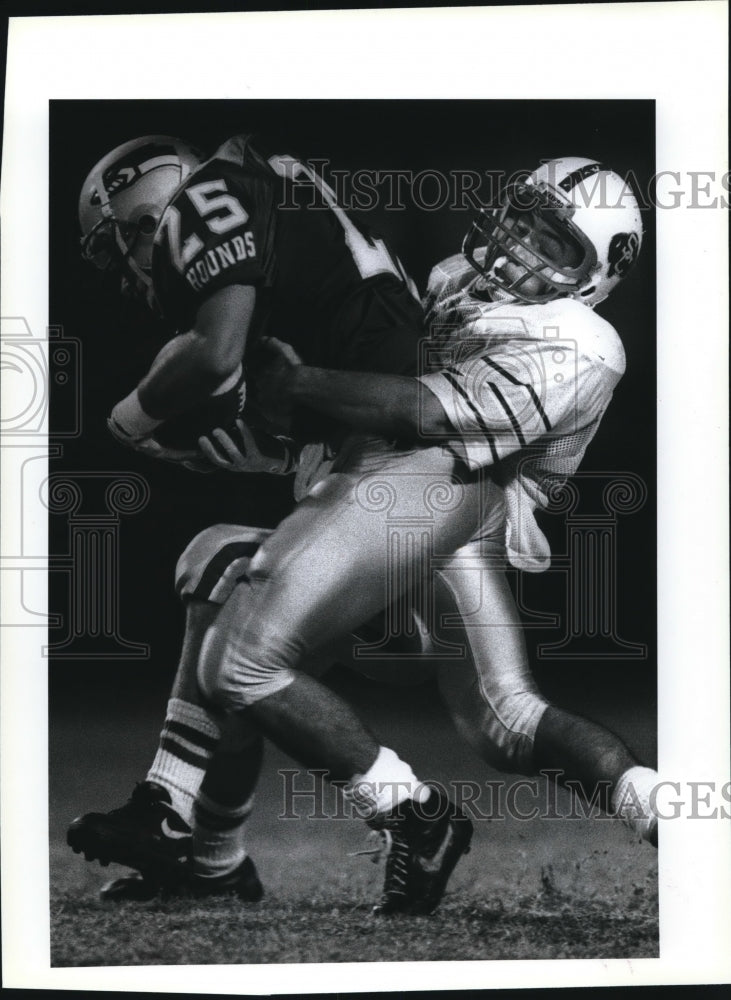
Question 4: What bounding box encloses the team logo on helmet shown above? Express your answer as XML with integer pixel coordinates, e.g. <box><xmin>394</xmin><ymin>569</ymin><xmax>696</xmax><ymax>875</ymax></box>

<box><xmin>607</xmin><ymin>232</ymin><xmax>641</xmax><ymax>278</ymax></box>
<box><xmin>558</xmin><ymin>161</ymin><xmax>603</xmax><ymax>192</ymax></box>
<box><xmin>89</xmin><ymin>144</ymin><xmax>183</xmax><ymax>205</ymax></box>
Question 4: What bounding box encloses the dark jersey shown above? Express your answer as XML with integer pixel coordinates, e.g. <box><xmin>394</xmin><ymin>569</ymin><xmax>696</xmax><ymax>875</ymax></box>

<box><xmin>151</xmin><ymin>135</ymin><xmax>423</xmax><ymax>380</ymax></box>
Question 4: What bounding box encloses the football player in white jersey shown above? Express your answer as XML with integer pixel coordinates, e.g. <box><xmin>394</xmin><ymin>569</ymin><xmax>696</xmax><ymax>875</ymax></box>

<box><xmin>245</xmin><ymin>156</ymin><xmax>657</xmax><ymax>839</ymax></box>
<box><xmin>245</xmin><ymin>156</ymin><xmax>656</xmax><ymax>836</ymax></box>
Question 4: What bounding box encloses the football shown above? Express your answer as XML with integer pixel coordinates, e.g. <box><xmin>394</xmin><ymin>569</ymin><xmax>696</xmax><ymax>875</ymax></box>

<box><xmin>153</xmin><ymin>365</ymin><xmax>246</xmax><ymax>450</ymax></box>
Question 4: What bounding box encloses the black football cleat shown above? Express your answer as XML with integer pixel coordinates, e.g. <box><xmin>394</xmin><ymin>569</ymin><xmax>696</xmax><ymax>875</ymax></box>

<box><xmin>100</xmin><ymin>855</ymin><xmax>264</xmax><ymax>903</ymax></box>
<box><xmin>368</xmin><ymin>783</ymin><xmax>473</xmax><ymax>916</ymax></box>
<box><xmin>188</xmin><ymin>855</ymin><xmax>265</xmax><ymax>901</ymax></box>
<box><xmin>99</xmin><ymin>872</ymin><xmax>161</xmax><ymax>902</ymax></box>
<box><xmin>67</xmin><ymin>781</ymin><xmax>192</xmax><ymax>882</ymax></box>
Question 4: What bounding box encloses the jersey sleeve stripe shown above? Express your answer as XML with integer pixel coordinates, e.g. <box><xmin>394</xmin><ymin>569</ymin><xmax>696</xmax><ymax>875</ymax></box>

<box><xmin>487</xmin><ymin>381</ymin><xmax>527</xmax><ymax>446</ymax></box>
<box><xmin>525</xmin><ymin>386</ymin><xmax>552</xmax><ymax>432</ymax></box>
<box><xmin>483</xmin><ymin>356</ymin><xmax>523</xmax><ymax>385</ymax></box>
<box><xmin>443</xmin><ymin>368</ymin><xmax>500</xmax><ymax>463</ymax></box>
<box><xmin>484</xmin><ymin>357</ymin><xmax>552</xmax><ymax>432</ymax></box>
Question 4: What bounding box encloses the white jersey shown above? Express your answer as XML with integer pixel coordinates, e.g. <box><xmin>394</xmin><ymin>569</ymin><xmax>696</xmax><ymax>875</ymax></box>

<box><xmin>419</xmin><ymin>254</ymin><xmax>626</xmax><ymax>571</ymax></box>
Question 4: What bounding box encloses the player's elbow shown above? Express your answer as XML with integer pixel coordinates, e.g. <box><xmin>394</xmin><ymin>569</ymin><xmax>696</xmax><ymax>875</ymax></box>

<box><xmin>384</xmin><ymin>382</ymin><xmax>452</xmax><ymax>442</ymax></box>
<box><xmin>197</xmin><ymin>340</ymin><xmax>242</xmax><ymax>382</ymax></box>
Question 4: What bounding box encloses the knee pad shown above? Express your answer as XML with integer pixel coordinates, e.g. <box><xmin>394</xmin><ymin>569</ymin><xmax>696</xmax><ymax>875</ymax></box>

<box><xmin>486</xmin><ymin>690</ymin><xmax>549</xmax><ymax>774</ymax></box>
<box><xmin>175</xmin><ymin>524</ymin><xmax>273</xmax><ymax>605</ymax></box>
<box><xmin>196</xmin><ymin>580</ymin><xmax>301</xmax><ymax>711</ymax></box>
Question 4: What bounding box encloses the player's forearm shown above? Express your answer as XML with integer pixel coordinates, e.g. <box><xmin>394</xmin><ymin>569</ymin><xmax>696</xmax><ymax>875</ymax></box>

<box><xmin>135</xmin><ymin>285</ymin><xmax>255</xmax><ymax>421</ymax></box>
<box><xmin>287</xmin><ymin>367</ymin><xmax>450</xmax><ymax>439</ymax></box>
<box><xmin>137</xmin><ymin>331</ymin><xmax>236</xmax><ymax>420</ymax></box>
<box><xmin>110</xmin><ymin>333</ymin><xmax>243</xmax><ymax>443</ymax></box>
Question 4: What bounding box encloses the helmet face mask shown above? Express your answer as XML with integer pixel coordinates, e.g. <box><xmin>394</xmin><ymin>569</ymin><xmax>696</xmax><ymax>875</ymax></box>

<box><xmin>464</xmin><ymin>184</ymin><xmax>597</xmax><ymax>304</ymax></box>
<box><xmin>463</xmin><ymin>158</ymin><xmax>643</xmax><ymax>306</ymax></box>
<box><xmin>80</xmin><ymin>217</ymin><xmax>116</xmax><ymax>270</ymax></box>
<box><xmin>78</xmin><ymin>135</ymin><xmax>204</xmax><ymax>306</ymax></box>
<box><xmin>80</xmin><ymin>216</ymin><xmax>147</xmax><ymax>274</ymax></box>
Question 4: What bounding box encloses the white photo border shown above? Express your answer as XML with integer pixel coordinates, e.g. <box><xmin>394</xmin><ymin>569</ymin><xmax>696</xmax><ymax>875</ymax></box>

<box><xmin>1</xmin><ymin>3</ymin><xmax>729</xmax><ymax>992</ymax></box>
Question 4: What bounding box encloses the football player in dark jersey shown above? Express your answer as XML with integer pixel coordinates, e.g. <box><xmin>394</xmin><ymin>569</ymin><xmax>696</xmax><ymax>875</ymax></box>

<box><xmin>81</xmin><ymin>135</ymin><xmax>425</xmax><ymax>478</ymax></box>
<box><xmin>70</xmin><ymin>134</ymin><xmax>481</xmax><ymax>914</ymax></box>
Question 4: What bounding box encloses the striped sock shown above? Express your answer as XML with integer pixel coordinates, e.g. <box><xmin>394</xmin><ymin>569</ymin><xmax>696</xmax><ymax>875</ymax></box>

<box><xmin>192</xmin><ymin>791</ymin><xmax>255</xmax><ymax>879</ymax></box>
<box><xmin>146</xmin><ymin>699</ymin><xmax>221</xmax><ymax>825</ymax></box>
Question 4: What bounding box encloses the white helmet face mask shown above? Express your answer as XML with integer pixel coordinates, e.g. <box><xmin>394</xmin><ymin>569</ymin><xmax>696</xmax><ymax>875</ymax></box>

<box><xmin>78</xmin><ymin>135</ymin><xmax>204</xmax><ymax>305</ymax></box>
<box><xmin>463</xmin><ymin>157</ymin><xmax>643</xmax><ymax>306</ymax></box>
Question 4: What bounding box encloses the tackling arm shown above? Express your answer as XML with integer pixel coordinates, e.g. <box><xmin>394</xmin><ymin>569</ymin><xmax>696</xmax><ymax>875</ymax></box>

<box><xmin>256</xmin><ymin>339</ymin><xmax>452</xmax><ymax>442</ymax></box>
<box><xmin>286</xmin><ymin>367</ymin><xmax>451</xmax><ymax>441</ymax></box>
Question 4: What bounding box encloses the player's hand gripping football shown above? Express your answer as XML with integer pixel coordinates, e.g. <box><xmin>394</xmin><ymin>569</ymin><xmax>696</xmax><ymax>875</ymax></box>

<box><xmin>198</xmin><ymin>419</ymin><xmax>296</xmax><ymax>475</ymax></box>
<box><xmin>107</xmin><ymin>402</ymin><xmax>212</xmax><ymax>472</ymax></box>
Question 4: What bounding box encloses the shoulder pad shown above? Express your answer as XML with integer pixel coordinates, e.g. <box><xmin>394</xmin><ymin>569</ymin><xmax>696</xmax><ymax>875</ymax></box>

<box><xmin>538</xmin><ymin>298</ymin><xmax>625</xmax><ymax>375</ymax></box>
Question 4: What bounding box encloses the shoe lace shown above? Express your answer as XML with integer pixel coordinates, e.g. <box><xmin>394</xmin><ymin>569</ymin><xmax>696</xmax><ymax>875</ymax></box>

<box><xmin>348</xmin><ymin>828</ymin><xmax>393</xmax><ymax>863</ymax></box>
<box><xmin>380</xmin><ymin>827</ymin><xmax>410</xmax><ymax>901</ymax></box>
<box><xmin>350</xmin><ymin>826</ymin><xmax>411</xmax><ymax>903</ymax></box>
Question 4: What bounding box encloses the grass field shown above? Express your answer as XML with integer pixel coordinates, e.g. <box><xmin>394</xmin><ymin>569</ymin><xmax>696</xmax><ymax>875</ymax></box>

<box><xmin>50</xmin><ymin>666</ymin><xmax>658</xmax><ymax>966</ymax></box>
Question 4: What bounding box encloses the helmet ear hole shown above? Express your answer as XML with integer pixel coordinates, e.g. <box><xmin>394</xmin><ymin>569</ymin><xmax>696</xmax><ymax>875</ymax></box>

<box><xmin>138</xmin><ymin>214</ymin><xmax>157</xmax><ymax>235</ymax></box>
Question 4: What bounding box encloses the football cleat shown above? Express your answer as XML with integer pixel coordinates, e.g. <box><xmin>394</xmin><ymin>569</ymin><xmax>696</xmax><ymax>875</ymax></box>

<box><xmin>367</xmin><ymin>783</ymin><xmax>473</xmax><ymax>916</ymax></box>
<box><xmin>99</xmin><ymin>855</ymin><xmax>264</xmax><ymax>903</ymax></box>
<box><xmin>99</xmin><ymin>872</ymin><xmax>160</xmax><ymax>902</ymax></box>
<box><xmin>187</xmin><ymin>855</ymin><xmax>265</xmax><ymax>901</ymax></box>
<box><xmin>67</xmin><ymin>781</ymin><xmax>192</xmax><ymax>882</ymax></box>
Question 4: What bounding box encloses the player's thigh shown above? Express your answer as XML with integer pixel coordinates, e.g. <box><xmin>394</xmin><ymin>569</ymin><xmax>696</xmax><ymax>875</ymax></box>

<box><xmin>244</xmin><ymin>444</ymin><xmax>483</xmax><ymax>655</ymax></box>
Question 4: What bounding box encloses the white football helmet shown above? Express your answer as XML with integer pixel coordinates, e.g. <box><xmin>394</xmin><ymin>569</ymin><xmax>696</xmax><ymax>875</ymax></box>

<box><xmin>78</xmin><ymin>135</ymin><xmax>204</xmax><ymax>301</ymax></box>
<box><xmin>463</xmin><ymin>157</ymin><xmax>643</xmax><ymax>306</ymax></box>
